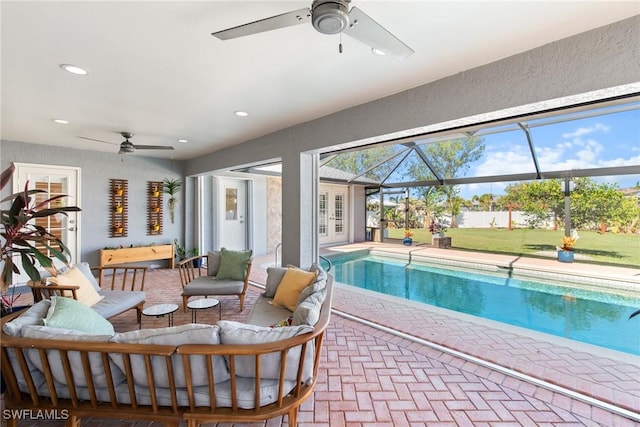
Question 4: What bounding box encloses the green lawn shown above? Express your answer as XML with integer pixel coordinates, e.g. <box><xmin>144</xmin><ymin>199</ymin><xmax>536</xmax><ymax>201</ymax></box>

<box><xmin>386</xmin><ymin>228</ymin><xmax>640</xmax><ymax>267</ymax></box>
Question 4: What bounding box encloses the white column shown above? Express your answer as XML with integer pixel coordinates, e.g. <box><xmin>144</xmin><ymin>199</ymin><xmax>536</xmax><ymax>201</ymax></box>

<box><xmin>281</xmin><ymin>151</ymin><xmax>318</xmax><ymax>269</ymax></box>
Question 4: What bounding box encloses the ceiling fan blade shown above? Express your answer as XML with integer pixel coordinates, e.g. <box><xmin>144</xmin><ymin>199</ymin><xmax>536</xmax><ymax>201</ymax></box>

<box><xmin>212</xmin><ymin>7</ymin><xmax>311</xmax><ymax>40</ymax></box>
<box><xmin>132</xmin><ymin>145</ymin><xmax>175</xmax><ymax>150</ymax></box>
<box><xmin>344</xmin><ymin>7</ymin><xmax>414</xmax><ymax>60</ymax></box>
<box><xmin>76</xmin><ymin>136</ymin><xmax>119</xmax><ymax>146</ymax></box>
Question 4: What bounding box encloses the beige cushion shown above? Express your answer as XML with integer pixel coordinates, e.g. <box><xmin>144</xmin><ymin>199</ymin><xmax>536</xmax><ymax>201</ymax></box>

<box><xmin>218</xmin><ymin>320</ymin><xmax>315</xmax><ymax>383</ymax></box>
<box><xmin>272</xmin><ymin>267</ymin><xmax>316</xmax><ymax>311</ymax></box>
<box><xmin>48</xmin><ymin>266</ymin><xmax>103</xmax><ymax>306</ymax></box>
<box><xmin>110</xmin><ymin>324</ymin><xmax>229</xmax><ymax>388</ymax></box>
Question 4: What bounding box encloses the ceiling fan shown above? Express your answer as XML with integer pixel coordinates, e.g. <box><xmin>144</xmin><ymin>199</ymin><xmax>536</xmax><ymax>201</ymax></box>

<box><xmin>77</xmin><ymin>132</ymin><xmax>175</xmax><ymax>154</ymax></box>
<box><xmin>212</xmin><ymin>0</ymin><xmax>414</xmax><ymax>60</ymax></box>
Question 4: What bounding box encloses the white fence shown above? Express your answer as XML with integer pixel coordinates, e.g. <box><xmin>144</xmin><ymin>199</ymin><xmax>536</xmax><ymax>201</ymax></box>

<box><xmin>456</xmin><ymin>211</ymin><xmax>553</xmax><ymax>229</ymax></box>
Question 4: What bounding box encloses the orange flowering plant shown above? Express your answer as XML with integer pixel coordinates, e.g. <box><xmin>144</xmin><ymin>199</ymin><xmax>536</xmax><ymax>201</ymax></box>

<box><xmin>560</xmin><ymin>235</ymin><xmax>577</xmax><ymax>251</ymax></box>
<box><xmin>404</xmin><ymin>229</ymin><xmax>413</xmax><ymax>238</ymax></box>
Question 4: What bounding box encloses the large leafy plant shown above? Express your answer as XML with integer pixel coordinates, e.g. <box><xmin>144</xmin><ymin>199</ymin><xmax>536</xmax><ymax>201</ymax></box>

<box><xmin>1</xmin><ymin>164</ymin><xmax>81</xmax><ymax>292</ymax></box>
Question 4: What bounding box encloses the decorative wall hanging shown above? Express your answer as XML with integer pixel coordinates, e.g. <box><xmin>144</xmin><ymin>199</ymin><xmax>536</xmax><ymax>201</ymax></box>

<box><xmin>110</xmin><ymin>179</ymin><xmax>128</xmax><ymax>237</ymax></box>
<box><xmin>162</xmin><ymin>178</ymin><xmax>181</xmax><ymax>224</ymax></box>
<box><xmin>147</xmin><ymin>181</ymin><xmax>163</xmax><ymax>235</ymax></box>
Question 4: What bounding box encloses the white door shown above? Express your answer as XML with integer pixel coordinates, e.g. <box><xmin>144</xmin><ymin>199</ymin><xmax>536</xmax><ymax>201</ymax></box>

<box><xmin>319</xmin><ymin>184</ymin><xmax>349</xmax><ymax>246</ymax></box>
<box><xmin>218</xmin><ymin>178</ymin><xmax>247</xmax><ymax>250</ymax></box>
<box><xmin>13</xmin><ymin>163</ymin><xmax>81</xmax><ymax>280</ymax></box>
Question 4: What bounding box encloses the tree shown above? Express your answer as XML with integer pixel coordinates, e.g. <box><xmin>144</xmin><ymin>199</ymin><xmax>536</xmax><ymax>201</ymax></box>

<box><xmin>500</xmin><ymin>177</ymin><xmax>639</xmax><ymax>232</ymax></box>
<box><xmin>408</xmin><ymin>137</ymin><xmax>485</xmax><ymax>227</ymax></box>
<box><xmin>571</xmin><ymin>178</ymin><xmax>640</xmax><ymax>231</ymax></box>
<box><xmin>501</xmin><ymin>180</ymin><xmax>563</xmax><ymax>228</ymax></box>
<box><xmin>325</xmin><ymin>145</ymin><xmax>398</xmax><ymax>181</ymax></box>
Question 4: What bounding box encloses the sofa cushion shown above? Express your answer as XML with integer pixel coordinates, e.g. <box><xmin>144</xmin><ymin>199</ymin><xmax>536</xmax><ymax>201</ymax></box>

<box><xmin>296</xmin><ymin>264</ymin><xmax>328</xmax><ymax>306</ymax></box>
<box><xmin>1</xmin><ymin>300</ymin><xmax>51</xmax><ymax>393</ymax></box>
<box><xmin>43</xmin><ymin>296</ymin><xmax>115</xmax><ymax>336</ymax></box>
<box><xmin>272</xmin><ymin>267</ymin><xmax>316</xmax><ymax>311</ymax></box>
<box><xmin>22</xmin><ymin>325</ymin><xmax>125</xmax><ymax>388</ymax></box>
<box><xmin>182</xmin><ymin>277</ymin><xmax>245</xmax><ymax>296</ymax></box>
<box><xmin>47</xmin><ymin>266</ymin><xmax>104</xmax><ymax>306</ymax></box>
<box><xmin>215</xmin><ymin>248</ymin><xmax>252</xmax><ymax>281</ymax></box>
<box><xmin>246</xmin><ymin>296</ymin><xmax>293</xmax><ymax>327</ymax></box>
<box><xmin>2</xmin><ymin>299</ymin><xmax>50</xmax><ymax>337</ymax></box>
<box><xmin>292</xmin><ymin>288</ymin><xmax>326</xmax><ymax>326</ymax></box>
<box><xmin>91</xmin><ymin>290</ymin><xmax>145</xmax><ymax>319</ymax></box>
<box><xmin>110</xmin><ymin>324</ymin><xmax>229</xmax><ymax>388</ymax></box>
<box><xmin>218</xmin><ymin>320</ymin><xmax>314</xmax><ymax>383</ymax></box>
<box><xmin>207</xmin><ymin>251</ymin><xmax>221</xmax><ymax>276</ymax></box>
<box><xmin>132</xmin><ymin>377</ymin><xmax>296</xmax><ymax>409</ymax></box>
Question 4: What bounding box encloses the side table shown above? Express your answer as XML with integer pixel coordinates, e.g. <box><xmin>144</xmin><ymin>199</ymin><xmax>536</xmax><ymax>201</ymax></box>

<box><xmin>142</xmin><ymin>303</ymin><xmax>179</xmax><ymax>327</ymax></box>
<box><xmin>187</xmin><ymin>298</ymin><xmax>221</xmax><ymax>323</ymax></box>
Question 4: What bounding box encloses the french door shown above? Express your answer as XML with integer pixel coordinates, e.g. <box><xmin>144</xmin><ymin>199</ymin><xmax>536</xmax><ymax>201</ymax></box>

<box><xmin>13</xmin><ymin>163</ymin><xmax>81</xmax><ymax>281</ymax></box>
<box><xmin>319</xmin><ymin>184</ymin><xmax>349</xmax><ymax>246</ymax></box>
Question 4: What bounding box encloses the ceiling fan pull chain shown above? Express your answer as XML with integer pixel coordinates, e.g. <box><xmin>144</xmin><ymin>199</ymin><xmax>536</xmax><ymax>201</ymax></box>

<box><xmin>339</xmin><ymin>31</ymin><xmax>343</xmax><ymax>54</ymax></box>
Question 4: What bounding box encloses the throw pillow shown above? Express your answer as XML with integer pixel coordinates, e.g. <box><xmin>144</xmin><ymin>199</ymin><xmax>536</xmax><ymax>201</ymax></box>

<box><xmin>75</xmin><ymin>262</ymin><xmax>101</xmax><ymax>291</ymax></box>
<box><xmin>47</xmin><ymin>266</ymin><xmax>103</xmax><ymax>306</ymax></box>
<box><xmin>215</xmin><ymin>248</ymin><xmax>252</xmax><ymax>281</ymax></box>
<box><xmin>272</xmin><ymin>267</ymin><xmax>317</xmax><ymax>311</ymax></box>
<box><xmin>263</xmin><ymin>267</ymin><xmax>288</xmax><ymax>298</ymax></box>
<box><xmin>43</xmin><ymin>296</ymin><xmax>114</xmax><ymax>336</ymax></box>
<box><xmin>295</xmin><ymin>264</ymin><xmax>327</xmax><ymax>307</ymax></box>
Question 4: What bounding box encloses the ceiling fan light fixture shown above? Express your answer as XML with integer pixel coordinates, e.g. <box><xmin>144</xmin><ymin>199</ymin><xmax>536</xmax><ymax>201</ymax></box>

<box><xmin>52</xmin><ymin>119</ymin><xmax>69</xmax><ymax>124</ymax></box>
<box><xmin>234</xmin><ymin>110</ymin><xmax>249</xmax><ymax>117</ymax></box>
<box><xmin>177</xmin><ymin>139</ymin><xmax>188</xmax><ymax>143</ymax></box>
<box><xmin>59</xmin><ymin>64</ymin><xmax>89</xmax><ymax>75</ymax></box>
<box><xmin>312</xmin><ymin>0</ymin><xmax>349</xmax><ymax>34</ymax></box>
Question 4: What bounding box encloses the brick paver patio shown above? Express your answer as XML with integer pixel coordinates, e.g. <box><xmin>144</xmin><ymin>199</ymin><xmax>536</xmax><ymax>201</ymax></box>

<box><xmin>2</xmin><ymin>245</ymin><xmax>639</xmax><ymax>426</ymax></box>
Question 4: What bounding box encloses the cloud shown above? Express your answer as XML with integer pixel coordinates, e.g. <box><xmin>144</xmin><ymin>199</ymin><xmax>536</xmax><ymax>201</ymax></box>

<box><xmin>561</xmin><ymin>123</ymin><xmax>610</xmax><ymax>139</ymax></box>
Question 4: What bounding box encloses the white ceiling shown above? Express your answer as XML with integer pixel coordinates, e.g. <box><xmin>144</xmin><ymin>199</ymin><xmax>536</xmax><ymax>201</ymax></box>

<box><xmin>2</xmin><ymin>1</ymin><xmax>638</xmax><ymax>160</ymax></box>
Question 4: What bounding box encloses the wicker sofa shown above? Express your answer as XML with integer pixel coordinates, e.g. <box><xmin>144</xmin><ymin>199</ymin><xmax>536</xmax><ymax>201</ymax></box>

<box><xmin>1</xmin><ymin>266</ymin><xmax>333</xmax><ymax>427</ymax></box>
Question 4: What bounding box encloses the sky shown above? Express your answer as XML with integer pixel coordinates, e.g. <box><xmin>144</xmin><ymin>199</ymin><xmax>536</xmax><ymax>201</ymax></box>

<box><xmin>459</xmin><ymin>103</ymin><xmax>640</xmax><ymax>199</ymax></box>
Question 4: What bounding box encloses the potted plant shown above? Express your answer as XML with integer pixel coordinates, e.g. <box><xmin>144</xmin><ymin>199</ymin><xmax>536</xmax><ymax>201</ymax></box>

<box><xmin>0</xmin><ymin>164</ymin><xmax>81</xmax><ymax>311</ymax></box>
<box><xmin>189</xmin><ymin>247</ymin><xmax>202</xmax><ymax>267</ymax></box>
<box><xmin>429</xmin><ymin>218</ymin><xmax>447</xmax><ymax>244</ymax></box>
<box><xmin>173</xmin><ymin>238</ymin><xmax>186</xmax><ymax>261</ymax></box>
<box><xmin>163</xmin><ymin>178</ymin><xmax>181</xmax><ymax>224</ymax></box>
<box><xmin>403</xmin><ymin>229</ymin><xmax>413</xmax><ymax>246</ymax></box>
<box><xmin>557</xmin><ymin>235</ymin><xmax>577</xmax><ymax>263</ymax></box>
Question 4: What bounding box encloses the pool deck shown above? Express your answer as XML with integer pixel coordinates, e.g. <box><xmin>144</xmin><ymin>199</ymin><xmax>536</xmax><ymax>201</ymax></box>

<box><xmin>2</xmin><ymin>244</ymin><xmax>639</xmax><ymax>426</ymax></box>
<box><xmin>256</xmin><ymin>242</ymin><xmax>640</xmax><ymax>422</ymax></box>
<box><xmin>323</xmin><ymin>243</ymin><xmax>640</xmax><ymax>418</ymax></box>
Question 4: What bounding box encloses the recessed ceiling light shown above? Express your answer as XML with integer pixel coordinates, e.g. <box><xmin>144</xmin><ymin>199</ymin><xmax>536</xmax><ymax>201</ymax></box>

<box><xmin>177</xmin><ymin>139</ymin><xmax>188</xmax><ymax>143</ymax></box>
<box><xmin>371</xmin><ymin>47</ymin><xmax>387</xmax><ymax>56</ymax></box>
<box><xmin>234</xmin><ymin>111</ymin><xmax>249</xmax><ymax>117</ymax></box>
<box><xmin>52</xmin><ymin>119</ymin><xmax>69</xmax><ymax>124</ymax></box>
<box><xmin>59</xmin><ymin>64</ymin><xmax>89</xmax><ymax>75</ymax></box>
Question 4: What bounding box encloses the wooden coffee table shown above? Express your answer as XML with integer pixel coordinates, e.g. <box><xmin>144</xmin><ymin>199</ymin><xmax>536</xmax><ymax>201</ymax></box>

<box><xmin>142</xmin><ymin>303</ymin><xmax>179</xmax><ymax>327</ymax></box>
<box><xmin>187</xmin><ymin>298</ymin><xmax>221</xmax><ymax>323</ymax></box>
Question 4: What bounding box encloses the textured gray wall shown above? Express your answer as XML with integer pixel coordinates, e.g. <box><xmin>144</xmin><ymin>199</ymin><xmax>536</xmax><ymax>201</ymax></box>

<box><xmin>0</xmin><ymin>140</ymin><xmax>184</xmax><ymax>266</ymax></box>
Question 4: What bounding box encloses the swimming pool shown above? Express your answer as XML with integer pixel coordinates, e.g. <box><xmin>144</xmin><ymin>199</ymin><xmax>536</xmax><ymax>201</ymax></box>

<box><xmin>327</xmin><ymin>251</ymin><xmax>640</xmax><ymax>355</ymax></box>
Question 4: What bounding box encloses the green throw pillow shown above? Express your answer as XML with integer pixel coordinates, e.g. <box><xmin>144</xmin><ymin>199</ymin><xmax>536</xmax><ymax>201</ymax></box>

<box><xmin>215</xmin><ymin>248</ymin><xmax>252</xmax><ymax>281</ymax></box>
<box><xmin>43</xmin><ymin>296</ymin><xmax>115</xmax><ymax>336</ymax></box>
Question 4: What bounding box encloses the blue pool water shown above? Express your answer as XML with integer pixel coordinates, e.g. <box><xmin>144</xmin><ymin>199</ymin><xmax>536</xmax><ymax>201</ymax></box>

<box><xmin>328</xmin><ymin>252</ymin><xmax>640</xmax><ymax>355</ymax></box>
